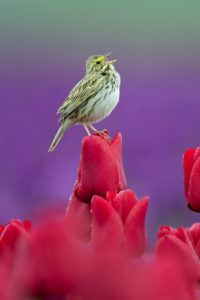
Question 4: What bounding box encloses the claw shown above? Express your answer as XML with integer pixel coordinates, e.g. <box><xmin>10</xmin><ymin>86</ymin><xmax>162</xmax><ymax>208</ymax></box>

<box><xmin>94</xmin><ymin>130</ymin><xmax>111</xmax><ymax>141</ymax></box>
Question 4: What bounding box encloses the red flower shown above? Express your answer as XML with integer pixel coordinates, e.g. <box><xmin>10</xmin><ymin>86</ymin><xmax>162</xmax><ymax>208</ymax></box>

<box><xmin>0</xmin><ymin>219</ymin><xmax>32</xmax><ymax>300</ymax></box>
<box><xmin>11</xmin><ymin>218</ymin><xmax>85</xmax><ymax>299</ymax></box>
<box><xmin>65</xmin><ymin>190</ymin><xmax>149</xmax><ymax>258</ymax></box>
<box><xmin>65</xmin><ymin>133</ymin><xmax>148</xmax><ymax>257</ymax></box>
<box><xmin>156</xmin><ymin>224</ymin><xmax>200</xmax><ymax>282</ymax></box>
<box><xmin>0</xmin><ymin>219</ymin><xmax>31</xmax><ymax>260</ymax></box>
<box><xmin>69</xmin><ymin>253</ymin><xmax>197</xmax><ymax>300</ymax></box>
<box><xmin>183</xmin><ymin>147</ymin><xmax>200</xmax><ymax>212</ymax></box>
<box><xmin>74</xmin><ymin>132</ymin><xmax>127</xmax><ymax>204</ymax></box>
<box><xmin>65</xmin><ymin>132</ymin><xmax>127</xmax><ymax>243</ymax></box>
<box><xmin>91</xmin><ymin>190</ymin><xmax>149</xmax><ymax>257</ymax></box>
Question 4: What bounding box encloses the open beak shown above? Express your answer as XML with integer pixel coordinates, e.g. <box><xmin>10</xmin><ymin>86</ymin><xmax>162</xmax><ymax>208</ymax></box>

<box><xmin>104</xmin><ymin>52</ymin><xmax>112</xmax><ymax>58</ymax></box>
<box><xmin>104</xmin><ymin>52</ymin><xmax>117</xmax><ymax>64</ymax></box>
<box><xmin>105</xmin><ymin>59</ymin><xmax>117</xmax><ymax>65</ymax></box>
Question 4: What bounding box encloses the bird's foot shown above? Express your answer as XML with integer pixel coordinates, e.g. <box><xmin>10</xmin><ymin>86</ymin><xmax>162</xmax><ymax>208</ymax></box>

<box><xmin>95</xmin><ymin>129</ymin><xmax>110</xmax><ymax>141</ymax></box>
<box><xmin>87</xmin><ymin>124</ymin><xmax>110</xmax><ymax>140</ymax></box>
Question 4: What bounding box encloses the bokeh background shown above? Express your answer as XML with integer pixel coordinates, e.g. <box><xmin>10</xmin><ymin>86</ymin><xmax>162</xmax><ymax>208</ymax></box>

<box><xmin>1</xmin><ymin>0</ymin><xmax>200</xmax><ymax>243</ymax></box>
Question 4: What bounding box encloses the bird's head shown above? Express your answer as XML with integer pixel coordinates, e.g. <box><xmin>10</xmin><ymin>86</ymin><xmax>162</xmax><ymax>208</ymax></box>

<box><xmin>86</xmin><ymin>52</ymin><xmax>117</xmax><ymax>74</ymax></box>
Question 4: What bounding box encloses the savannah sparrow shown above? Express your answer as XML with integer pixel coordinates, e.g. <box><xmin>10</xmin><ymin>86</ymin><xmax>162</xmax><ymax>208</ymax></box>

<box><xmin>48</xmin><ymin>52</ymin><xmax>120</xmax><ymax>151</ymax></box>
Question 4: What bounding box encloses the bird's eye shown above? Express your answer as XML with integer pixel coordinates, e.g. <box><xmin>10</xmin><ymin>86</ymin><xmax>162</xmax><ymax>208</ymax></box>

<box><xmin>102</xmin><ymin>72</ymin><xmax>107</xmax><ymax>76</ymax></box>
<box><xmin>96</xmin><ymin>61</ymin><xmax>101</xmax><ymax>64</ymax></box>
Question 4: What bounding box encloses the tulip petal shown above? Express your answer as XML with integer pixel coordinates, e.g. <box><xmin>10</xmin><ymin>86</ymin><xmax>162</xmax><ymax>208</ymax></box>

<box><xmin>23</xmin><ymin>220</ymin><xmax>32</xmax><ymax>232</ymax></box>
<box><xmin>0</xmin><ymin>220</ymin><xmax>28</xmax><ymax>254</ymax></box>
<box><xmin>194</xmin><ymin>240</ymin><xmax>200</xmax><ymax>259</ymax></box>
<box><xmin>65</xmin><ymin>193</ymin><xmax>91</xmax><ymax>244</ymax></box>
<box><xmin>190</xmin><ymin>223</ymin><xmax>200</xmax><ymax>259</ymax></box>
<box><xmin>183</xmin><ymin>148</ymin><xmax>196</xmax><ymax>203</ymax></box>
<box><xmin>124</xmin><ymin>196</ymin><xmax>149</xmax><ymax>257</ymax></box>
<box><xmin>190</xmin><ymin>223</ymin><xmax>200</xmax><ymax>246</ymax></box>
<box><xmin>194</xmin><ymin>147</ymin><xmax>200</xmax><ymax>161</ymax></box>
<box><xmin>111</xmin><ymin>133</ymin><xmax>127</xmax><ymax>191</ymax></box>
<box><xmin>106</xmin><ymin>191</ymin><xmax>117</xmax><ymax>203</ymax></box>
<box><xmin>111</xmin><ymin>189</ymin><xmax>138</xmax><ymax>223</ymax></box>
<box><xmin>188</xmin><ymin>155</ymin><xmax>200</xmax><ymax>212</ymax></box>
<box><xmin>91</xmin><ymin>195</ymin><xmax>124</xmax><ymax>252</ymax></box>
<box><xmin>158</xmin><ymin>226</ymin><xmax>173</xmax><ymax>239</ymax></box>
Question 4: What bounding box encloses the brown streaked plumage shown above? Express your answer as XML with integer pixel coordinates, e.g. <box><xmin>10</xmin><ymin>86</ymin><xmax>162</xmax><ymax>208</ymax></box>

<box><xmin>48</xmin><ymin>52</ymin><xmax>120</xmax><ymax>151</ymax></box>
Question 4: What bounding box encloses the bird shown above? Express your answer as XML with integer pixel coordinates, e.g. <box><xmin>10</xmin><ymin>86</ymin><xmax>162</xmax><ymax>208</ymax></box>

<box><xmin>48</xmin><ymin>52</ymin><xmax>120</xmax><ymax>151</ymax></box>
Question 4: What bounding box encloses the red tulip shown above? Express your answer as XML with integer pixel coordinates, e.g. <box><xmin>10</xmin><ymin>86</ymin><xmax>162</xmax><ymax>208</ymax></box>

<box><xmin>11</xmin><ymin>218</ymin><xmax>85</xmax><ymax>299</ymax></box>
<box><xmin>183</xmin><ymin>147</ymin><xmax>200</xmax><ymax>212</ymax></box>
<box><xmin>10</xmin><ymin>219</ymin><xmax>197</xmax><ymax>300</ymax></box>
<box><xmin>0</xmin><ymin>219</ymin><xmax>31</xmax><ymax>259</ymax></box>
<box><xmin>65</xmin><ymin>132</ymin><xmax>127</xmax><ymax>244</ymax></box>
<box><xmin>0</xmin><ymin>219</ymin><xmax>32</xmax><ymax>300</ymax></box>
<box><xmin>65</xmin><ymin>190</ymin><xmax>149</xmax><ymax>258</ymax></box>
<box><xmin>157</xmin><ymin>224</ymin><xmax>200</xmax><ymax>283</ymax></box>
<box><xmin>91</xmin><ymin>190</ymin><xmax>149</xmax><ymax>257</ymax></box>
<box><xmin>74</xmin><ymin>132</ymin><xmax>127</xmax><ymax>204</ymax></box>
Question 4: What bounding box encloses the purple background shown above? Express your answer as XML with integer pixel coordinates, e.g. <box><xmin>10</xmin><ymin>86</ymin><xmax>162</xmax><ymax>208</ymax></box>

<box><xmin>1</xmin><ymin>1</ymin><xmax>200</xmax><ymax>242</ymax></box>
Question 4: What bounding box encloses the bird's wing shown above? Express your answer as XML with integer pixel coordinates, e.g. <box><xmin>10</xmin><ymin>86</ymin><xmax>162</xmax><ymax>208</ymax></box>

<box><xmin>57</xmin><ymin>75</ymin><xmax>100</xmax><ymax>121</ymax></box>
<box><xmin>57</xmin><ymin>77</ymin><xmax>86</xmax><ymax>114</ymax></box>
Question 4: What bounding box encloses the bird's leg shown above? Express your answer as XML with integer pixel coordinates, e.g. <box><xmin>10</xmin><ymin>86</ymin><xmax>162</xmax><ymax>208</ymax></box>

<box><xmin>87</xmin><ymin>124</ymin><xmax>99</xmax><ymax>132</ymax></box>
<box><xmin>83</xmin><ymin>123</ymin><xmax>91</xmax><ymax>136</ymax></box>
<box><xmin>88</xmin><ymin>124</ymin><xmax>110</xmax><ymax>140</ymax></box>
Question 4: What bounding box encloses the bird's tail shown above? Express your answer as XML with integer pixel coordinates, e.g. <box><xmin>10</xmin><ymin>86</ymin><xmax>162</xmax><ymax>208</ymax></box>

<box><xmin>48</xmin><ymin>120</ymin><xmax>72</xmax><ymax>152</ymax></box>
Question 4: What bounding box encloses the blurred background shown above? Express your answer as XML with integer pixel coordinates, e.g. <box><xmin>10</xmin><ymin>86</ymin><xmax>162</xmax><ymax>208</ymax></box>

<box><xmin>0</xmin><ymin>0</ymin><xmax>200</xmax><ymax>243</ymax></box>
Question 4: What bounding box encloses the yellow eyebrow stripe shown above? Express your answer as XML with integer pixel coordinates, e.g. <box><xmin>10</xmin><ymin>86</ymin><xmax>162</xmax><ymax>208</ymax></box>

<box><xmin>96</xmin><ymin>56</ymin><xmax>104</xmax><ymax>62</ymax></box>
